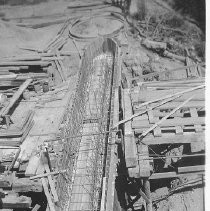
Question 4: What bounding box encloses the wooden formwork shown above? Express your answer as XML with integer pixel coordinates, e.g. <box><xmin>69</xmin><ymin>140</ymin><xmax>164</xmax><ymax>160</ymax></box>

<box><xmin>121</xmin><ymin>79</ymin><xmax>205</xmax><ymax>210</ymax></box>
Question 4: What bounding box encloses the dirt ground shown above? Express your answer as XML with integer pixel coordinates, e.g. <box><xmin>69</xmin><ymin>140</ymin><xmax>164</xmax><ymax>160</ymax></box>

<box><xmin>0</xmin><ymin>0</ymin><xmax>205</xmax><ymax>210</ymax></box>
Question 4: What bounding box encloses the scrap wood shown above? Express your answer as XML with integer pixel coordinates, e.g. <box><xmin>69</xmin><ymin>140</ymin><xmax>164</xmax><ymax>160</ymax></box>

<box><xmin>113</xmin><ymin>84</ymin><xmax>204</xmax><ymax>128</ymax></box>
<box><xmin>12</xmin><ymin>177</ymin><xmax>43</xmax><ymax>192</ymax></box>
<box><xmin>1</xmin><ymin>194</ymin><xmax>32</xmax><ymax>209</ymax></box>
<box><xmin>132</xmin><ymin>63</ymin><xmax>205</xmax><ymax>81</ymax></box>
<box><xmin>0</xmin><ymin>61</ymin><xmax>49</xmax><ymax>67</ymax></box>
<box><xmin>134</xmin><ymin>84</ymin><xmax>204</xmax><ymax>109</ymax></box>
<box><xmin>178</xmin><ymin>165</ymin><xmax>205</xmax><ymax>173</ymax></box>
<box><xmin>41</xmin><ymin>178</ymin><xmax>56</xmax><ymax>211</ymax></box>
<box><xmin>36</xmin><ymin>153</ymin><xmax>56</xmax><ymax>211</ymax></box>
<box><xmin>43</xmin><ymin>162</ymin><xmax>59</xmax><ymax>202</ymax></box>
<box><xmin>0</xmin><ymin>78</ymin><xmax>33</xmax><ymax>120</ymax></box>
<box><xmin>30</xmin><ymin>169</ymin><xmax>67</xmax><ymax>180</ymax></box>
<box><xmin>112</xmin><ymin>95</ymin><xmax>180</xmax><ymax>128</ymax></box>
<box><xmin>32</xmin><ymin>204</ymin><xmax>41</xmax><ymax>211</ymax></box>
<box><xmin>139</xmin><ymin>96</ymin><xmax>194</xmax><ymax>140</ymax></box>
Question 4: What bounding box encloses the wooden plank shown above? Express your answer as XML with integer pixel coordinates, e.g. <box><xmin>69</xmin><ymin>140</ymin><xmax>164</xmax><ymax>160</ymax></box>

<box><xmin>123</xmin><ymin>89</ymin><xmax>138</xmax><ymax>168</ymax></box>
<box><xmin>132</xmin><ymin>117</ymin><xmax>205</xmax><ymax>129</ymax></box>
<box><xmin>149</xmin><ymin>171</ymin><xmax>205</xmax><ymax>180</ymax></box>
<box><xmin>138</xmin><ymin>144</ymin><xmax>151</xmax><ymax>177</ymax></box>
<box><xmin>131</xmin><ymin>89</ymin><xmax>204</xmax><ymax>103</ymax></box>
<box><xmin>113</xmin><ymin>94</ymin><xmax>181</xmax><ymax>128</ymax></box>
<box><xmin>135</xmin><ymin>125</ymin><xmax>205</xmax><ymax>134</ymax></box>
<box><xmin>1</xmin><ymin>194</ymin><xmax>32</xmax><ymax>209</ymax></box>
<box><xmin>0</xmin><ymin>79</ymin><xmax>33</xmax><ymax>118</ymax></box>
<box><xmin>0</xmin><ymin>61</ymin><xmax>49</xmax><ymax>66</ymax></box>
<box><xmin>41</xmin><ymin>178</ymin><xmax>56</xmax><ymax>211</ymax></box>
<box><xmin>149</xmin><ymin>172</ymin><xmax>177</xmax><ymax>179</ymax></box>
<box><xmin>134</xmin><ymin>100</ymin><xmax>204</xmax><ymax>110</ymax></box>
<box><xmin>30</xmin><ymin>169</ymin><xmax>67</xmax><ymax>180</ymax></box>
<box><xmin>37</xmin><ymin>154</ymin><xmax>56</xmax><ymax>211</ymax></box>
<box><xmin>12</xmin><ymin>178</ymin><xmax>43</xmax><ymax>192</ymax></box>
<box><xmin>178</xmin><ymin>165</ymin><xmax>205</xmax><ymax>173</ymax></box>
<box><xmin>32</xmin><ymin>204</ymin><xmax>41</xmax><ymax>211</ymax></box>
<box><xmin>143</xmin><ymin>179</ymin><xmax>152</xmax><ymax>211</ymax></box>
<box><xmin>134</xmin><ymin>124</ymin><xmax>205</xmax><ymax>134</ymax></box>
<box><xmin>43</xmin><ymin>160</ymin><xmax>59</xmax><ymax>202</ymax></box>
<box><xmin>114</xmin><ymin>85</ymin><xmax>204</xmax><ymax>129</ymax></box>
<box><xmin>141</xmin><ymin>133</ymin><xmax>205</xmax><ymax>145</ymax></box>
<box><xmin>139</xmin><ymin>97</ymin><xmax>194</xmax><ymax>138</ymax></box>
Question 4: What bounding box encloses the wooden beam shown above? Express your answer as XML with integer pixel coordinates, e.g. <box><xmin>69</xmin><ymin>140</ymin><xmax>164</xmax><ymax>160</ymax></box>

<box><xmin>178</xmin><ymin>165</ymin><xmax>205</xmax><ymax>173</ymax></box>
<box><xmin>140</xmin><ymin>133</ymin><xmax>205</xmax><ymax>145</ymax></box>
<box><xmin>30</xmin><ymin>169</ymin><xmax>67</xmax><ymax>180</ymax></box>
<box><xmin>143</xmin><ymin>179</ymin><xmax>152</xmax><ymax>211</ymax></box>
<box><xmin>131</xmin><ymin>89</ymin><xmax>204</xmax><ymax>103</ymax></box>
<box><xmin>139</xmin><ymin>97</ymin><xmax>193</xmax><ymax>139</ymax></box>
<box><xmin>1</xmin><ymin>195</ymin><xmax>32</xmax><ymax>209</ymax></box>
<box><xmin>149</xmin><ymin>171</ymin><xmax>205</xmax><ymax>180</ymax></box>
<box><xmin>113</xmin><ymin>85</ymin><xmax>205</xmax><ymax>128</ymax></box>
<box><xmin>0</xmin><ymin>61</ymin><xmax>49</xmax><ymax>66</ymax></box>
<box><xmin>113</xmin><ymin>94</ymin><xmax>181</xmax><ymax>128</ymax></box>
<box><xmin>132</xmin><ymin>117</ymin><xmax>205</xmax><ymax>129</ymax></box>
<box><xmin>41</xmin><ymin>178</ymin><xmax>56</xmax><ymax>211</ymax></box>
<box><xmin>138</xmin><ymin>143</ymin><xmax>151</xmax><ymax>177</ymax></box>
<box><xmin>43</xmin><ymin>162</ymin><xmax>59</xmax><ymax>202</ymax></box>
<box><xmin>123</xmin><ymin>89</ymin><xmax>138</xmax><ymax>168</ymax></box>
<box><xmin>134</xmin><ymin>100</ymin><xmax>204</xmax><ymax>110</ymax></box>
<box><xmin>12</xmin><ymin>178</ymin><xmax>43</xmax><ymax>192</ymax></box>
<box><xmin>32</xmin><ymin>204</ymin><xmax>41</xmax><ymax>211</ymax></box>
<box><xmin>0</xmin><ymin>79</ymin><xmax>33</xmax><ymax>119</ymax></box>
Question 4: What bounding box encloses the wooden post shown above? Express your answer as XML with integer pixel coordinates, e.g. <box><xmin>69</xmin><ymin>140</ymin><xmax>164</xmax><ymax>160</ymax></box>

<box><xmin>143</xmin><ymin>178</ymin><xmax>152</xmax><ymax>211</ymax></box>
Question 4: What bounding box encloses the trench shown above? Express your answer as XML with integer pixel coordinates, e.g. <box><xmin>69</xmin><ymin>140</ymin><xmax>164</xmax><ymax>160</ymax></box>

<box><xmin>56</xmin><ymin>38</ymin><xmax>118</xmax><ymax>211</ymax></box>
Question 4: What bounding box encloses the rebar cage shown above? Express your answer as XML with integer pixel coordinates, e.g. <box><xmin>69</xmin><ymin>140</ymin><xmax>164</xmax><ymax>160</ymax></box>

<box><xmin>56</xmin><ymin>38</ymin><xmax>118</xmax><ymax>211</ymax></box>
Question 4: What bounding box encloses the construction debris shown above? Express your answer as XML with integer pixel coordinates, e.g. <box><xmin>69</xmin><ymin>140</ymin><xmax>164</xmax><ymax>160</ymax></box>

<box><xmin>0</xmin><ymin>0</ymin><xmax>205</xmax><ymax>211</ymax></box>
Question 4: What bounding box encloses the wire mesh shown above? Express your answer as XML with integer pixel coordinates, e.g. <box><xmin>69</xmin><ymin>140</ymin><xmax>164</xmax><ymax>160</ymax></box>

<box><xmin>56</xmin><ymin>38</ymin><xmax>118</xmax><ymax>211</ymax></box>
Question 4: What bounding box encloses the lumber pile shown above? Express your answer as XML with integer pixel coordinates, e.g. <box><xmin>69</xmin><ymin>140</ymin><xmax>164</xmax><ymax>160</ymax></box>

<box><xmin>118</xmin><ymin>76</ymin><xmax>205</xmax><ymax>180</ymax></box>
<box><xmin>0</xmin><ymin>145</ymin><xmax>65</xmax><ymax>210</ymax></box>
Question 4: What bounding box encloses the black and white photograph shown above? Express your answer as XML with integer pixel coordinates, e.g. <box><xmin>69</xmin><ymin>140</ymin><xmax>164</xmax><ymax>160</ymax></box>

<box><xmin>0</xmin><ymin>0</ymin><xmax>206</xmax><ymax>210</ymax></box>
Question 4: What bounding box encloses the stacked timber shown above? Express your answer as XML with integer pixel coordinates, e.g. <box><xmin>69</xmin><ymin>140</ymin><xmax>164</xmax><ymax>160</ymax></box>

<box><xmin>117</xmin><ymin>73</ymin><xmax>205</xmax><ymax>211</ymax></box>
